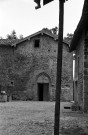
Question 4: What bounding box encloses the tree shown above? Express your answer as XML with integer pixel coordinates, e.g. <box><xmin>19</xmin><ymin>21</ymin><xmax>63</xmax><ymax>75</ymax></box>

<box><xmin>64</xmin><ymin>33</ymin><xmax>73</xmax><ymax>44</ymax></box>
<box><xmin>11</xmin><ymin>30</ymin><xmax>17</xmax><ymax>39</ymax></box>
<box><xmin>6</xmin><ymin>34</ymin><xmax>12</xmax><ymax>40</ymax></box>
<box><xmin>6</xmin><ymin>30</ymin><xmax>23</xmax><ymax>40</ymax></box>
<box><xmin>43</xmin><ymin>27</ymin><xmax>58</xmax><ymax>35</ymax></box>
<box><xmin>19</xmin><ymin>34</ymin><xmax>24</xmax><ymax>39</ymax></box>
<box><xmin>6</xmin><ymin>30</ymin><xmax>24</xmax><ymax>40</ymax></box>
<box><xmin>51</xmin><ymin>26</ymin><xmax>58</xmax><ymax>35</ymax></box>
<box><xmin>6</xmin><ymin>30</ymin><xmax>18</xmax><ymax>40</ymax></box>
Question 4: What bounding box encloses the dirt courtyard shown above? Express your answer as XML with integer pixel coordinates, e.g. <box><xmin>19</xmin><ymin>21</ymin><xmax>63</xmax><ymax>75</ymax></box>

<box><xmin>0</xmin><ymin>101</ymin><xmax>88</xmax><ymax>135</ymax></box>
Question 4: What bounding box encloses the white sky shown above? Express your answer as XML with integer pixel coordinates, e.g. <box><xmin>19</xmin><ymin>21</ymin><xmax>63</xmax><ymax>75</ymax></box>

<box><xmin>0</xmin><ymin>0</ymin><xmax>84</xmax><ymax>38</ymax></box>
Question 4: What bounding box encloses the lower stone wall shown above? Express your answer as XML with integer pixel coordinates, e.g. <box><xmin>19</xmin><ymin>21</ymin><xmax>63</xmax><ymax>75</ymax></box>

<box><xmin>74</xmin><ymin>35</ymin><xmax>84</xmax><ymax>110</ymax></box>
<box><xmin>61</xmin><ymin>87</ymin><xmax>73</xmax><ymax>101</ymax></box>
<box><xmin>77</xmin><ymin>73</ymin><xmax>83</xmax><ymax>108</ymax></box>
<box><xmin>0</xmin><ymin>94</ymin><xmax>7</xmax><ymax>102</ymax></box>
<box><xmin>83</xmin><ymin>37</ymin><xmax>88</xmax><ymax>112</ymax></box>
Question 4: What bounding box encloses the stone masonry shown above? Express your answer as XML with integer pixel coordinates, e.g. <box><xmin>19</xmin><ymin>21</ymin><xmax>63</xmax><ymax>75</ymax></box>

<box><xmin>74</xmin><ymin>33</ymin><xmax>88</xmax><ymax>112</ymax></box>
<box><xmin>74</xmin><ymin>33</ymin><xmax>84</xmax><ymax>109</ymax></box>
<box><xmin>70</xmin><ymin>0</ymin><xmax>88</xmax><ymax>112</ymax></box>
<box><xmin>0</xmin><ymin>29</ymin><xmax>73</xmax><ymax>101</ymax></box>
<box><xmin>83</xmin><ymin>35</ymin><xmax>88</xmax><ymax>112</ymax></box>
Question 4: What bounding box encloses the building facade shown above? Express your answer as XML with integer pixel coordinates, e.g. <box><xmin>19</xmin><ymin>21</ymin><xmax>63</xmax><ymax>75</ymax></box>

<box><xmin>70</xmin><ymin>0</ymin><xmax>88</xmax><ymax>112</ymax></box>
<box><xmin>0</xmin><ymin>29</ymin><xmax>73</xmax><ymax>101</ymax></box>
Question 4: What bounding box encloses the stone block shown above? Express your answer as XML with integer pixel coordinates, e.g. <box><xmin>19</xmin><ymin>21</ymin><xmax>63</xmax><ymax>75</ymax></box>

<box><xmin>84</xmin><ymin>62</ymin><xmax>88</xmax><ymax>68</ymax></box>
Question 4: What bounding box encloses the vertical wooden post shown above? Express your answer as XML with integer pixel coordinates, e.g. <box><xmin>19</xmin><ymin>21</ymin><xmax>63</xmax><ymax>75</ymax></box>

<box><xmin>54</xmin><ymin>0</ymin><xmax>65</xmax><ymax>135</ymax></box>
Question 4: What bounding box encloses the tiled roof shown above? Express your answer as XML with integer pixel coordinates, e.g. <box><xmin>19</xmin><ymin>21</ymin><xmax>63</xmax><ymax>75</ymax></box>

<box><xmin>70</xmin><ymin>0</ymin><xmax>88</xmax><ymax>52</ymax></box>
<box><xmin>42</xmin><ymin>28</ymin><xmax>58</xmax><ymax>39</ymax></box>
<box><xmin>15</xmin><ymin>28</ymin><xmax>69</xmax><ymax>46</ymax></box>
<box><xmin>15</xmin><ymin>28</ymin><xmax>58</xmax><ymax>45</ymax></box>
<box><xmin>0</xmin><ymin>39</ymin><xmax>18</xmax><ymax>46</ymax></box>
<box><xmin>0</xmin><ymin>29</ymin><xmax>69</xmax><ymax>47</ymax></box>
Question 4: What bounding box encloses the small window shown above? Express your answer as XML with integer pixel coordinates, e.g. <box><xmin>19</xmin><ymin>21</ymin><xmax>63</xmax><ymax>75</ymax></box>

<box><xmin>11</xmin><ymin>81</ymin><xmax>13</xmax><ymax>85</ymax></box>
<box><xmin>34</xmin><ymin>39</ymin><xmax>40</xmax><ymax>48</ymax></box>
<box><xmin>48</xmin><ymin>49</ymin><xmax>50</xmax><ymax>52</ymax></box>
<box><xmin>11</xmin><ymin>81</ymin><xmax>14</xmax><ymax>86</ymax></box>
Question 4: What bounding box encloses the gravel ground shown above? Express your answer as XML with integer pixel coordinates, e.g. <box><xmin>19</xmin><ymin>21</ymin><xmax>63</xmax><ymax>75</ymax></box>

<box><xmin>0</xmin><ymin>101</ymin><xmax>88</xmax><ymax>135</ymax></box>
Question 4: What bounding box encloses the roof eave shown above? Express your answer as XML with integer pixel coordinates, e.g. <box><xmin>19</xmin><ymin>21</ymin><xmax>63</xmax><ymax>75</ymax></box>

<box><xmin>69</xmin><ymin>27</ymin><xmax>83</xmax><ymax>52</ymax></box>
<box><xmin>70</xmin><ymin>0</ymin><xmax>88</xmax><ymax>52</ymax></box>
<box><xmin>15</xmin><ymin>31</ymin><xmax>58</xmax><ymax>46</ymax></box>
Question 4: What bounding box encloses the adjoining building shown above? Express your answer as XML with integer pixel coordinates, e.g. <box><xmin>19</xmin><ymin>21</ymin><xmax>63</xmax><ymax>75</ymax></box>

<box><xmin>0</xmin><ymin>29</ymin><xmax>73</xmax><ymax>101</ymax></box>
<box><xmin>70</xmin><ymin>0</ymin><xmax>88</xmax><ymax>112</ymax></box>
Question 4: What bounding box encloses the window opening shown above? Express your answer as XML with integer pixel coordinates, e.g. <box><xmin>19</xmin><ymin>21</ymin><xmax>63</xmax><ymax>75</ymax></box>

<box><xmin>34</xmin><ymin>39</ymin><xmax>40</xmax><ymax>48</ymax></box>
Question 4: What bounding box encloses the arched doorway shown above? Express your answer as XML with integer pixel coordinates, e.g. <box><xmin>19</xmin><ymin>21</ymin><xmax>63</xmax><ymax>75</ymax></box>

<box><xmin>36</xmin><ymin>73</ymin><xmax>51</xmax><ymax>101</ymax></box>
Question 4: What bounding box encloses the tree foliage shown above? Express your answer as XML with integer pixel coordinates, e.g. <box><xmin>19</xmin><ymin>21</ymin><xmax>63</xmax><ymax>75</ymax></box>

<box><xmin>6</xmin><ymin>30</ymin><xmax>24</xmax><ymax>40</ymax></box>
<box><xmin>6</xmin><ymin>30</ymin><xmax>17</xmax><ymax>40</ymax></box>
<box><xmin>64</xmin><ymin>33</ymin><xmax>73</xmax><ymax>44</ymax></box>
<box><xmin>43</xmin><ymin>27</ymin><xmax>58</xmax><ymax>35</ymax></box>
<box><xmin>50</xmin><ymin>26</ymin><xmax>58</xmax><ymax>35</ymax></box>
<box><xmin>19</xmin><ymin>34</ymin><xmax>24</xmax><ymax>39</ymax></box>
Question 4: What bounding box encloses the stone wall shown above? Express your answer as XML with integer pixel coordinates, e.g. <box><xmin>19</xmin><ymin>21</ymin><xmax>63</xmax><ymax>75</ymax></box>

<box><xmin>13</xmin><ymin>35</ymin><xmax>58</xmax><ymax>101</ymax></box>
<box><xmin>74</xmin><ymin>33</ymin><xmax>84</xmax><ymax>109</ymax></box>
<box><xmin>62</xmin><ymin>44</ymin><xmax>73</xmax><ymax>101</ymax></box>
<box><xmin>0</xmin><ymin>45</ymin><xmax>14</xmax><ymax>100</ymax></box>
<box><xmin>83</xmin><ymin>36</ymin><xmax>88</xmax><ymax>112</ymax></box>
<box><xmin>73</xmin><ymin>33</ymin><xmax>88</xmax><ymax>112</ymax></box>
<box><xmin>0</xmin><ymin>34</ymin><xmax>73</xmax><ymax>101</ymax></box>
